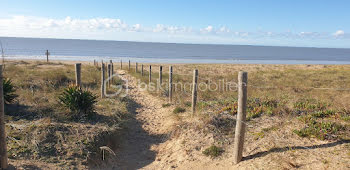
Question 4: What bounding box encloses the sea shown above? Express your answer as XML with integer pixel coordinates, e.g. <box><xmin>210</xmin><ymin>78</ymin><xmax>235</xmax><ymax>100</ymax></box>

<box><xmin>1</xmin><ymin>37</ymin><xmax>350</xmax><ymax>64</ymax></box>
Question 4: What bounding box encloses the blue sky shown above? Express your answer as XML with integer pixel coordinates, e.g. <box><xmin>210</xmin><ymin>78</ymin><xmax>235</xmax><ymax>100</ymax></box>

<box><xmin>0</xmin><ymin>0</ymin><xmax>349</xmax><ymax>48</ymax></box>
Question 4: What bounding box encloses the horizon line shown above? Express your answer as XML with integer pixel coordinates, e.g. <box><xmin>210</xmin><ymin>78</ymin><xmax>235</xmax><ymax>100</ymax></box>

<box><xmin>1</xmin><ymin>36</ymin><xmax>349</xmax><ymax>50</ymax></box>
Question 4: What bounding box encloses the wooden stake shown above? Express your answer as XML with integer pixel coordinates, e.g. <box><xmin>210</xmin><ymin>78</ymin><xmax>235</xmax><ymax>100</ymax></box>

<box><xmin>169</xmin><ymin>66</ymin><xmax>173</xmax><ymax>103</ymax></box>
<box><xmin>110</xmin><ymin>60</ymin><xmax>114</xmax><ymax>83</ymax></box>
<box><xmin>45</xmin><ymin>50</ymin><xmax>49</xmax><ymax>62</ymax></box>
<box><xmin>149</xmin><ymin>65</ymin><xmax>152</xmax><ymax>83</ymax></box>
<box><xmin>136</xmin><ymin>62</ymin><xmax>138</xmax><ymax>73</ymax></box>
<box><xmin>128</xmin><ymin>60</ymin><xmax>130</xmax><ymax>71</ymax></box>
<box><xmin>192</xmin><ymin>69</ymin><xmax>198</xmax><ymax>113</ymax></box>
<box><xmin>107</xmin><ymin>64</ymin><xmax>111</xmax><ymax>87</ymax></box>
<box><xmin>101</xmin><ymin>63</ymin><xmax>105</xmax><ymax>98</ymax></box>
<box><xmin>120</xmin><ymin>60</ymin><xmax>122</xmax><ymax>69</ymax></box>
<box><xmin>233</xmin><ymin>71</ymin><xmax>248</xmax><ymax>164</ymax></box>
<box><xmin>75</xmin><ymin>63</ymin><xmax>81</xmax><ymax>86</ymax></box>
<box><xmin>159</xmin><ymin>66</ymin><xmax>163</xmax><ymax>86</ymax></box>
<box><xmin>141</xmin><ymin>64</ymin><xmax>144</xmax><ymax>76</ymax></box>
<box><xmin>0</xmin><ymin>65</ymin><xmax>8</xmax><ymax>169</ymax></box>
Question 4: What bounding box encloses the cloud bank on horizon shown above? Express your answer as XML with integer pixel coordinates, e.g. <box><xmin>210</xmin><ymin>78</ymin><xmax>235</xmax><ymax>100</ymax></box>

<box><xmin>0</xmin><ymin>15</ymin><xmax>348</xmax><ymax>48</ymax></box>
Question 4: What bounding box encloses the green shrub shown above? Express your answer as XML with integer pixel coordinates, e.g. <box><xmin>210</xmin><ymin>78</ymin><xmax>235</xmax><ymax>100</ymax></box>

<box><xmin>59</xmin><ymin>85</ymin><xmax>97</xmax><ymax>119</ymax></box>
<box><xmin>311</xmin><ymin>110</ymin><xmax>335</xmax><ymax>118</ymax></box>
<box><xmin>3</xmin><ymin>78</ymin><xmax>17</xmax><ymax>104</ymax></box>
<box><xmin>173</xmin><ymin>107</ymin><xmax>186</xmax><ymax>114</ymax></box>
<box><xmin>202</xmin><ymin>145</ymin><xmax>224</xmax><ymax>158</ymax></box>
<box><xmin>293</xmin><ymin>120</ymin><xmax>344</xmax><ymax>140</ymax></box>
<box><xmin>247</xmin><ymin>106</ymin><xmax>263</xmax><ymax>120</ymax></box>
<box><xmin>162</xmin><ymin>103</ymin><xmax>171</xmax><ymax>108</ymax></box>
<box><xmin>294</xmin><ymin>99</ymin><xmax>327</xmax><ymax>111</ymax></box>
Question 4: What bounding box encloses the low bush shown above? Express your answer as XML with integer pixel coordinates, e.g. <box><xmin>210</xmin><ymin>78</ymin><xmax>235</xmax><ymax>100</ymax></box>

<box><xmin>293</xmin><ymin>120</ymin><xmax>344</xmax><ymax>140</ymax></box>
<box><xmin>162</xmin><ymin>103</ymin><xmax>171</xmax><ymax>108</ymax></box>
<box><xmin>202</xmin><ymin>145</ymin><xmax>224</xmax><ymax>158</ymax></box>
<box><xmin>173</xmin><ymin>107</ymin><xmax>186</xmax><ymax>114</ymax></box>
<box><xmin>59</xmin><ymin>85</ymin><xmax>97</xmax><ymax>120</ymax></box>
<box><xmin>311</xmin><ymin>110</ymin><xmax>335</xmax><ymax>118</ymax></box>
<box><xmin>3</xmin><ymin>78</ymin><xmax>17</xmax><ymax>104</ymax></box>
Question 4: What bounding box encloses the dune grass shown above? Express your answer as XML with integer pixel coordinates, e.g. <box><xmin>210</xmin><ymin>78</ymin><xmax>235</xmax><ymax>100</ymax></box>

<box><xmin>3</xmin><ymin>60</ymin><xmax>130</xmax><ymax>169</ymax></box>
<box><xmin>124</xmin><ymin>63</ymin><xmax>350</xmax><ymax>142</ymax></box>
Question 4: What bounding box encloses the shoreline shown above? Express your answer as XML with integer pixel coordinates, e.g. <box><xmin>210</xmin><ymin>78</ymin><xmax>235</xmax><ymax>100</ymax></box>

<box><xmin>3</xmin><ymin>57</ymin><xmax>350</xmax><ymax>66</ymax></box>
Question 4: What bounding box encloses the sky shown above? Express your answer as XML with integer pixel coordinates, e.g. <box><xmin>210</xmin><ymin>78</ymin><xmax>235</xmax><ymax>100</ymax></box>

<box><xmin>0</xmin><ymin>0</ymin><xmax>349</xmax><ymax>48</ymax></box>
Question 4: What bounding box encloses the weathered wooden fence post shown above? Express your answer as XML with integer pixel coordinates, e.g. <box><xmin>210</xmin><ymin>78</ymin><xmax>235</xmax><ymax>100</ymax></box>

<box><xmin>120</xmin><ymin>60</ymin><xmax>122</xmax><ymax>70</ymax></box>
<box><xmin>107</xmin><ymin>64</ymin><xmax>111</xmax><ymax>87</ymax></box>
<box><xmin>93</xmin><ymin>60</ymin><xmax>96</xmax><ymax>66</ymax></box>
<box><xmin>141</xmin><ymin>64</ymin><xmax>144</xmax><ymax>76</ymax></box>
<box><xmin>191</xmin><ymin>69</ymin><xmax>198</xmax><ymax>113</ymax></box>
<box><xmin>233</xmin><ymin>71</ymin><xmax>248</xmax><ymax>164</ymax></box>
<box><xmin>169</xmin><ymin>66</ymin><xmax>173</xmax><ymax>103</ymax></box>
<box><xmin>101</xmin><ymin>63</ymin><xmax>105</xmax><ymax>98</ymax></box>
<box><xmin>159</xmin><ymin>66</ymin><xmax>163</xmax><ymax>86</ymax></box>
<box><xmin>110</xmin><ymin>60</ymin><xmax>114</xmax><ymax>82</ymax></box>
<box><xmin>45</xmin><ymin>50</ymin><xmax>50</xmax><ymax>62</ymax></box>
<box><xmin>128</xmin><ymin>60</ymin><xmax>130</xmax><ymax>71</ymax></box>
<box><xmin>75</xmin><ymin>63</ymin><xmax>81</xmax><ymax>86</ymax></box>
<box><xmin>149</xmin><ymin>65</ymin><xmax>152</xmax><ymax>83</ymax></box>
<box><xmin>135</xmin><ymin>62</ymin><xmax>138</xmax><ymax>73</ymax></box>
<box><xmin>0</xmin><ymin>65</ymin><xmax>8</xmax><ymax>169</ymax></box>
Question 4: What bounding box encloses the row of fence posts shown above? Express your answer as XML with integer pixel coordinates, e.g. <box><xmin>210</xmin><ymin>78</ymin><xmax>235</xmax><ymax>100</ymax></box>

<box><xmin>118</xmin><ymin>61</ymin><xmax>247</xmax><ymax>163</ymax></box>
<box><xmin>0</xmin><ymin>60</ymin><xmax>247</xmax><ymax>167</ymax></box>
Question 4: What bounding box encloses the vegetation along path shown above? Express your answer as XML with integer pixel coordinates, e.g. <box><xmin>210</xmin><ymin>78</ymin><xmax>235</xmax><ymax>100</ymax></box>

<box><xmin>110</xmin><ymin>68</ymin><xmax>350</xmax><ymax>170</ymax></box>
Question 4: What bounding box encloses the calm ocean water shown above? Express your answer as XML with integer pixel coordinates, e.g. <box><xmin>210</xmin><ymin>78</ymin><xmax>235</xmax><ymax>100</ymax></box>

<box><xmin>1</xmin><ymin>37</ymin><xmax>350</xmax><ymax>64</ymax></box>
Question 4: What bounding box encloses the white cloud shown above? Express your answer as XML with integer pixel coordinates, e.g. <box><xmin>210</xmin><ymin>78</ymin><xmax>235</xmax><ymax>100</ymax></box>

<box><xmin>200</xmin><ymin>25</ymin><xmax>213</xmax><ymax>33</ymax></box>
<box><xmin>0</xmin><ymin>16</ymin><xmax>129</xmax><ymax>32</ymax></box>
<box><xmin>0</xmin><ymin>15</ymin><xmax>348</xmax><ymax>47</ymax></box>
<box><xmin>131</xmin><ymin>24</ymin><xmax>142</xmax><ymax>32</ymax></box>
<box><xmin>217</xmin><ymin>26</ymin><xmax>230</xmax><ymax>33</ymax></box>
<box><xmin>334</xmin><ymin>30</ymin><xmax>345</xmax><ymax>37</ymax></box>
<box><xmin>152</xmin><ymin>24</ymin><xmax>192</xmax><ymax>34</ymax></box>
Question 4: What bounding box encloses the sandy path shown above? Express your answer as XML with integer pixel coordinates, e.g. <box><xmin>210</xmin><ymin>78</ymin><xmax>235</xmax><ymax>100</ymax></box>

<box><xmin>111</xmin><ymin>70</ymin><xmax>176</xmax><ymax>169</ymax></box>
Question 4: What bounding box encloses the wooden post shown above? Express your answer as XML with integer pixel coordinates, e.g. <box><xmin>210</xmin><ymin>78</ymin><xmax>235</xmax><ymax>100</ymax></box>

<box><xmin>128</xmin><ymin>60</ymin><xmax>130</xmax><ymax>71</ymax></box>
<box><xmin>141</xmin><ymin>64</ymin><xmax>144</xmax><ymax>76</ymax></box>
<box><xmin>101</xmin><ymin>63</ymin><xmax>105</xmax><ymax>98</ymax></box>
<box><xmin>107</xmin><ymin>64</ymin><xmax>111</xmax><ymax>87</ymax></box>
<box><xmin>93</xmin><ymin>60</ymin><xmax>96</xmax><ymax>66</ymax></box>
<box><xmin>169</xmin><ymin>66</ymin><xmax>173</xmax><ymax>103</ymax></box>
<box><xmin>75</xmin><ymin>63</ymin><xmax>81</xmax><ymax>86</ymax></box>
<box><xmin>233</xmin><ymin>71</ymin><xmax>248</xmax><ymax>164</ymax></box>
<box><xmin>0</xmin><ymin>65</ymin><xmax>8</xmax><ymax>169</ymax></box>
<box><xmin>120</xmin><ymin>60</ymin><xmax>122</xmax><ymax>70</ymax></box>
<box><xmin>159</xmin><ymin>66</ymin><xmax>163</xmax><ymax>85</ymax></box>
<box><xmin>135</xmin><ymin>62</ymin><xmax>138</xmax><ymax>73</ymax></box>
<box><xmin>149</xmin><ymin>65</ymin><xmax>152</xmax><ymax>83</ymax></box>
<box><xmin>45</xmin><ymin>50</ymin><xmax>49</xmax><ymax>62</ymax></box>
<box><xmin>110</xmin><ymin>60</ymin><xmax>114</xmax><ymax>83</ymax></box>
<box><xmin>191</xmin><ymin>69</ymin><xmax>198</xmax><ymax>113</ymax></box>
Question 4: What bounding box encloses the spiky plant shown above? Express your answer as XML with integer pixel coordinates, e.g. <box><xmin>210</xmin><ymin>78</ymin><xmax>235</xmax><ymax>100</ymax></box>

<box><xmin>59</xmin><ymin>85</ymin><xmax>97</xmax><ymax>119</ymax></box>
<box><xmin>3</xmin><ymin>78</ymin><xmax>17</xmax><ymax>104</ymax></box>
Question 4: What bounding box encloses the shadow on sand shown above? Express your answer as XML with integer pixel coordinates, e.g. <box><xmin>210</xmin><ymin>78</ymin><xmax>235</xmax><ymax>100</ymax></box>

<box><xmin>109</xmin><ymin>97</ymin><xmax>167</xmax><ymax>169</ymax></box>
<box><xmin>243</xmin><ymin>139</ymin><xmax>350</xmax><ymax>161</ymax></box>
